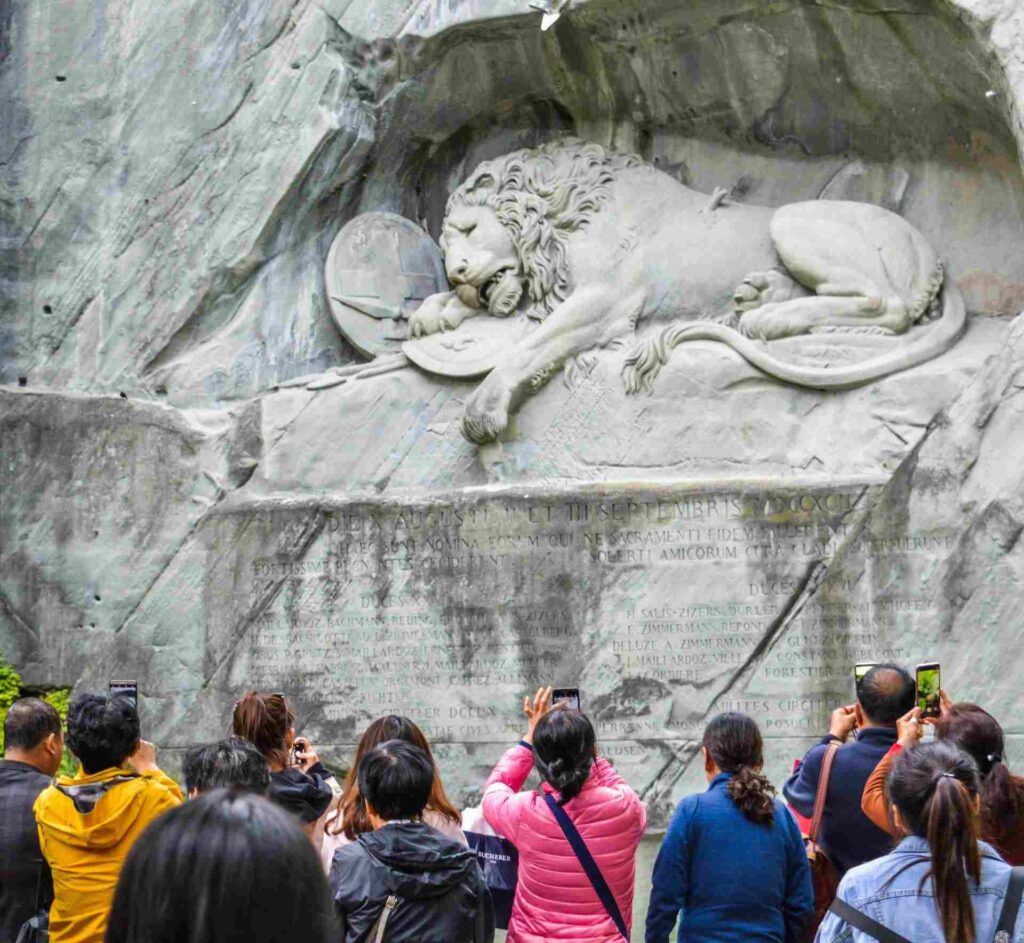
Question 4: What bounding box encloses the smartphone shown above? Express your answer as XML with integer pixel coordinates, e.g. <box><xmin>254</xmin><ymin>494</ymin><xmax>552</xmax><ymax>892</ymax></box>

<box><xmin>552</xmin><ymin>688</ymin><xmax>581</xmax><ymax>711</ymax></box>
<box><xmin>108</xmin><ymin>680</ymin><xmax>138</xmax><ymax>708</ymax></box>
<box><xmin>916</xmin><ymin>662</ymin><xmax>941</xmax><ymax>718</ymax></box>
<box><xmin>854</xmin><ymin>663</ymin><xmax>876</xmax><ymax>688</ymax></box>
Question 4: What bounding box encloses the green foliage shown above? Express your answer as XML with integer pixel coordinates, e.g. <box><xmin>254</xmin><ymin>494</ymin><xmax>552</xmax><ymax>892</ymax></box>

<box><xmin>0</xmin><ymin>651</ymin><xmax>75</xmax><ymax>774</ymax></box>
<box><xmin>42</xmin><ymin>688</ymin><xmax>70</xmax><ymax>718</ymax></box>
<box><xmin>41</xmin><ymin>688</ymin><xmax>77</xmax><ymax>777</ymax></box>
<box><xmin>0</xmin><ymin>661</ymin><xmax>24</xmax><ymax>754</ymax></box>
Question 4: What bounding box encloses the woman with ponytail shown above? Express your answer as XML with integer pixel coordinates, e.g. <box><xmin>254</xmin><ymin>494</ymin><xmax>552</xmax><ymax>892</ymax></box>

<box><xmin>646</xmin><ymin>713</ymin><xmax>813</xmax><ymax>943</ymax></box>
<box><xmin>942</xmin><ymin>705</ymin><xmax>1024</xmax><ymax>865</ymax></box>
<box><xmin>231</xmin><ymin>692</ymin><xmax>339</xmax><ymax>851</ymax></box>
<box><xmin>482</xmin><ymin>687</ymin><xmax>646</xmax><ymax>943</ymax></box>
<box><xmin>819</xmin><ymin>740</ymin><xmax>1024</xmax><ymax>942</ymax></box>
<box><xmin>862</xmin><ymin>698</ymin><xmax>1024</xmax><ymax>865</ymax></box>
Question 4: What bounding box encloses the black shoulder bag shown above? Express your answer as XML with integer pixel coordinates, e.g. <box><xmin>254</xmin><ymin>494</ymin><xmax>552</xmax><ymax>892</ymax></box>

<box><xmin>829</xmin><ymin>865</ymin><xmax>1024</xmax><ymax>943</ymax></box>
<box><xmin>15</xmin><ymin>863</ymin><xmax>51</xmax><ymax>943</ymax></box>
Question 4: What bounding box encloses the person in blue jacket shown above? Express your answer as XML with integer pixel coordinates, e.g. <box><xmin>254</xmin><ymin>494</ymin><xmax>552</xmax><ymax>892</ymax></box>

<box><xmin>646</xmin><ymin>712</ymin><xmax>813</xmax><ymax>943</ymax></box>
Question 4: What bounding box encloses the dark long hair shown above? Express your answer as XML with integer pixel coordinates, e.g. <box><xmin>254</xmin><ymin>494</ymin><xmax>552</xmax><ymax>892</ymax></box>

<box><xmin>532</xmin><ymin>708</ymin><xmax>596</xmax><ymax>804</ymax></box>
<box><xmin>887</xmin><ymin>741</ymin><xmax>982</xmax><ymax>943</ymax></box>
<box><xmin>105</xmin><ymin>790</ymin><xmax>334</xmax><ymax>943</ymax></box>
<box><xmin>231</xmin><ymin>692</ymin><xmax>294</xmax><ymax>769</ymax></box>
<box><xmin>703</xmin><ymin>712</ymin><xmax>775</xmax><ymax>825</ymax></box>
<box><xmin>332</xmin><ymin>715</ymin><xmax>460</xmax><ymax>840</ymax></box>
<box><xmin>936</xmin><ymin>703</ymin><xmax>1024</xmax><ymax>849</ymax></box>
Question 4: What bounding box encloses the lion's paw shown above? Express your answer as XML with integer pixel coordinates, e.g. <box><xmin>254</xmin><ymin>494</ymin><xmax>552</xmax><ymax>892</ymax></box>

<box><xmin>463</xmin><ymin>375</ymin><xmax>513</xmax><ymax>444</ymax></box>
<box><xmin>737</xmin><ymin>303</ymin><xmax>807</xmax><ymax>341</ymax></box>
<box><xmin>408</xmin><ymin>292</ymin><xmax>471</xmax><ymax>338</ymax></box>
<box><xmin>408</xmin><ymin>306</ymin><xmax>455</xmax><ymax>338</ymax></box>
<box><xmin>734</xmin><ymin>270</ymin><xmax>805</xmax><ymax>315</ymax></box>
<box><xmin>408</xmin><ymin>309</ymin><xmax>442</xmax><ymax>338</ymax></box>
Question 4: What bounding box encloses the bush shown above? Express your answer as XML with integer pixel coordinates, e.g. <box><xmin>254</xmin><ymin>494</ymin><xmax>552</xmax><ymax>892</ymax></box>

<box><xmin>0</xmin><ymin>653</ymin><xmax>74</xmax><ymax>773</ymax></box>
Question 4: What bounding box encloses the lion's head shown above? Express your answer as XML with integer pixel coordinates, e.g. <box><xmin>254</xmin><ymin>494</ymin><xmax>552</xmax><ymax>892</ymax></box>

<box><xmin>440</xmin><ymin>139</ymin><xmax>641</xmax><ymax>320</ymax></box>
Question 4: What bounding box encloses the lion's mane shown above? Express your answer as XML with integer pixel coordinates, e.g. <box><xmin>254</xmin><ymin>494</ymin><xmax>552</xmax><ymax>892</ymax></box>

<box><xmin>444</xmin><ymin>139</ymin><xmax>641</xmax><ymax>320</ymax></box>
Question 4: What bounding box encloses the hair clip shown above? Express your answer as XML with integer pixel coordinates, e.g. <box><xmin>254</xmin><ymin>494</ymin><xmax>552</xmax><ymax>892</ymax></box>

<box><xmin>938</xmin><ymin>772</ymin><xmax>958</xmax><ymax>781</ymax></box>
<box><xmin>987</xmin><ymin>753</ymin><xmax>1003</xmax><ymax>764</ymax></box>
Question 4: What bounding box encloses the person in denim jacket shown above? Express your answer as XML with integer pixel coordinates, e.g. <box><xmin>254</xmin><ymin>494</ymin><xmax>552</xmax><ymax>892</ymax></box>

<box><xmin>817</xmin><ymin>741</ymin><xmax>1024</xmax><ymax>943</ymax></box>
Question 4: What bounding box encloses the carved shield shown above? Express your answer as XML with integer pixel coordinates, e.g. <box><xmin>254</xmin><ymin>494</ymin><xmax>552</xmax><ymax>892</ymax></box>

<box><xmin>325</xmin><ymin>213</ymin><xmax>447</xmax><ymax>358</ymax></box>
<box><xmin>404</xmin><ymin>316</ymin><xmax>534</xmax><ymax>379</ymax></box>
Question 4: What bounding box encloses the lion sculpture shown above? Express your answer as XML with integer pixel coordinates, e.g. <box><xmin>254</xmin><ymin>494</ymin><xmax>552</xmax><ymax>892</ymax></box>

<box><xmin>408</xmin><ymin>139</ymin><xmax>966</xmax><ymax>444</ymax></box>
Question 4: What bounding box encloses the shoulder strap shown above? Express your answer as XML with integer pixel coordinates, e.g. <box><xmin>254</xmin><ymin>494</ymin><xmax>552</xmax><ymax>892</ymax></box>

<box><xmin>55</xmin><ymin>773</ymin><xmax>140</xmax><ymax>814</ymax></box>
<box><xmin>369</xmin><ymin>895</ymin><xmax>399</xmax><ymax>943</ymax></box>
<box><xmin>829</xmin><ymin>897</ymin><xmax>912</xmax><ymax>943</ymax></box>
<box><xmin>543</xmin><ymin>793</ymin><xmax>629</xmax><ymax>941</ymax></box>
<box><xmin>995</xmin><ymin>866</ymin><xmax>1024</xmax><ymax>942</ymax></box>
<box><xmin>810</xmin><ymin>741</ymin><xmax>841</xmax><ymax>843</ymax></box>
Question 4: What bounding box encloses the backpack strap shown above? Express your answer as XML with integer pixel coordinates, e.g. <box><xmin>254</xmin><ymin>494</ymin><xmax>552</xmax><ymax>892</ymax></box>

<box><xmin>829</xmin><ymin>897</ymin><xmax>912</xmax><ymax>943</ymax></box>
<box><xmin>543</xmin><ymin>793</ymin><xmax>629</xmax><ymax>941</ymax></box>
<box><xmin>809</xmin><ymin>741</ymin><xmax>841</xmax><ymax>844</ymax></box>
<box><xmin>995</xmin><ymin>866</ymin><xmax>1024</xmax><ymax>942</ymax></box>
<box><xmin>369</xmin><ymin>895</ymin><xmax>399</xmax><ymax>943</ymax></box>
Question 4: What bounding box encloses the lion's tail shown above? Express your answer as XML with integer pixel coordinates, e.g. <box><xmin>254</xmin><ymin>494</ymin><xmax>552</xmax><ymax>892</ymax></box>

<box><xmin>622</xmin><ymin>282</ymin><xmax>966</xmax><ymax>393</ymax></box>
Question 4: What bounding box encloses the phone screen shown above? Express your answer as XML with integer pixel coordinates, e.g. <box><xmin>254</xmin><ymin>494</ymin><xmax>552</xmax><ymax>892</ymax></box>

<box><xmin>552</xmin><ymin>688</ymin><xmax>581</xmax><ymax>711</ymax></box>
<box><xmin>109</xmin><ymin>680</ymin><xmax>138</xmax><ymax>708</ymax></box>
<box><xmin>916</xmin><ymin>663</ymin><xmax>941</xmax><ymax>718</ymax></box>
<box><xmin>851</xmin><ymin>663</ymin><xmax>876</xmax><ymax>692</ymax></box>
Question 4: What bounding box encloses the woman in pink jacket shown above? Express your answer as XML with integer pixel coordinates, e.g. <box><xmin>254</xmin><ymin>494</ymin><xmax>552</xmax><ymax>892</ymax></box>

<box><xmin>483</xmin><ymin>687</ymin><xmax>647</xmax><ymax>943</ymax></box>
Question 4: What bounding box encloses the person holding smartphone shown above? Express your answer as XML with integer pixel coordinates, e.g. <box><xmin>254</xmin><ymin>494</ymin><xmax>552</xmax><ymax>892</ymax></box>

<box><xmin>861</xmin><ymin>691</ymin><xmax>1024</xmax><ymax>865</ymax></box>
<box><xmin>481</xmin><ymin>687</ymin><xmax>646</xmax><ymax>943</ymax></box>
<box><xmin>34</xmin><ymin>692</ymin><xmax>182</xmax><ymax>943</ymax></box>
<box><xmin>818</xmin><ymin>741</ymin><xmax>1024</xmax><ymax>943</ymax></box>
<box><xmin>231</xmin><ymin>692</ymin><xmax>339</xmax><ymax>851</ymax></box>
<box><xmin>782</xmin><ymin>663</ymin><xmax>916</xmax><ymax>877</ymax></box>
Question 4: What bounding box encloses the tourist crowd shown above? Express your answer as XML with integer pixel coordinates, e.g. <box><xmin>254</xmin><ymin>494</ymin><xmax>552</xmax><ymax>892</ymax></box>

<box><xmin>1</xmin><ymin>663</ymin><xmax>1022</xmax><ymax>943</ymax></box>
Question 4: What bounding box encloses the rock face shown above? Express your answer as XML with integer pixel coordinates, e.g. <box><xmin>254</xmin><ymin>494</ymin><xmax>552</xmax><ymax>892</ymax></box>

<box><xmin>2</xmin><ymin>0</ymin><xmax>1024</xmax><ymax>821</ymax></box>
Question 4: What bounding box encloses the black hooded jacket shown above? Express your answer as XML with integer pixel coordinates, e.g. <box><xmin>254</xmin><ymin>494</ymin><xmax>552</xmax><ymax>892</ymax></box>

<box><xmin>269</xmin><ymin>762</ymin><xmax>333</xmax><ymax>823</ymax></box>
<box><xmin>330</xmin><ymin>821</ymin><xmax>494</xmax><ymax>943</ymax></box>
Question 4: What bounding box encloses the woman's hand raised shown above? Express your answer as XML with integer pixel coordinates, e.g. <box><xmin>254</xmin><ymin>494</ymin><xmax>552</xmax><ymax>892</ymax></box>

<box><xmin>896</xmin><ymin>707</ymin><xmax>925</xmax><ymax>748</ymax></box>
<box><xmin>523</xmin><ymin>687</ymin><xmax>553</xmax><ymax>744</ymax></box>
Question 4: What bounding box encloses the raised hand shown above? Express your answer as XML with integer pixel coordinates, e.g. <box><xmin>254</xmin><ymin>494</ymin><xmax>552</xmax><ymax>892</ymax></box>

<box><xmin>897</xmin><ymin>707</ymin><xmax>925</xmax><ymax>748</ymax></box>
<box><xmin>293</xmin><ymin>737</ymin><xmax>319</xmax><ymax>773</ymax></box>
<box><xmin>127</xmin><ymin>739</ymin><xmax>159</xmax><ymax>775</ymax></box>
<box><xmin>523</xmin><ymin>686</ymin><xmax>553</xmax><ymax>744</ymax></box>
<box><xmin>829</xmin><ymin>704</ymin><xmax>858</xmax><ymax>742</ymax></box>
<box><xmin>926</xmin><ymin>688</ymin><xmax>954</xmax><ymax>725</ymax></box>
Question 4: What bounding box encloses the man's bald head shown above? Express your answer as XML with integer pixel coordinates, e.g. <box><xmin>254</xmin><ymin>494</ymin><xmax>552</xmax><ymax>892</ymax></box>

<box><xmin>857</xmin><ymin>664</ymin><xmax>915</xmax><ymax>726</ymax></box>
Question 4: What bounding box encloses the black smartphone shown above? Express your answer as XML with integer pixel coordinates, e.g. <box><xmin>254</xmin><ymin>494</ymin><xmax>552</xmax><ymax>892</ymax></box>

<box><xmin>109</xmin><ymin>680</ymin><xmax>138</xmax><ymax>708</ymax></box>
<box><xmin>854</xmin><ymin>663</ymin><xmax>876</xmax><ymax>688</ymax></box>
<box><xmin>916</xmin><ymin>662</ymin><xmax>941</xmax><ymax>718</ymax></box>
<box><xmin>552</xmin><ymin>688</ymin><xmax>581</xmax><ymax>711</ymax></box>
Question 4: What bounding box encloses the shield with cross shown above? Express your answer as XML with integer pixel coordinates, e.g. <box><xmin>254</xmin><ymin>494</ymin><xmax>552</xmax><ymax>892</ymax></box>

<box><xmin>325</xmin><ymin>212</ymin><xmax>448</xmax><ymax>358</ymax></box>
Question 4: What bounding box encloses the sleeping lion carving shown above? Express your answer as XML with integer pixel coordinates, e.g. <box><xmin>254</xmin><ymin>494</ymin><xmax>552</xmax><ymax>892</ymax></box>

<box><xmin>408</xmin><ymin>139</ymin><xmax>966</xmax><ymax>444</ymax></box>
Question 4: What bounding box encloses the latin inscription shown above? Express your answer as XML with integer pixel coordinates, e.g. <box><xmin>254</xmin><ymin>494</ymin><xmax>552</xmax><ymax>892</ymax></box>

<box><xmin>231</xmin><ymin>484</ymin><xmax>955</xmax><ymax>769</ymax></box>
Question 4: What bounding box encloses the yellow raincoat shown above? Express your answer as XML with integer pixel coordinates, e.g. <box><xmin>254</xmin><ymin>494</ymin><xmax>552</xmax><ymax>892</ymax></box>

<box><xmin>33</xmin><ymin>766</ymin><xmax>182</xmax><ymax>943</ymax></box>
